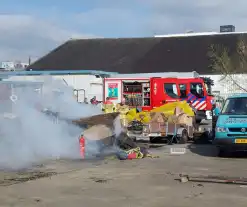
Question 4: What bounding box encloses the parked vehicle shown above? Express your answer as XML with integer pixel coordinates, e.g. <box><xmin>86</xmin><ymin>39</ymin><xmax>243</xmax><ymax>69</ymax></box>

<box><xmin>127</xmin><ymin>119</ymin><xmax>194</xmax><ymax>144</ymax></box>
<box><xmin>103</xmin><ymin>76</ymin><xmax>214</xmax><ymax>123</ymax></box>
<box><xmin>213</xmin><ymin>93</ymin><xmax>247</xmax><ymax>156</ymax></box>
<box><xmin>177</xmin><ymin>77</ymin><xmax>214</xmax><ymax>122</ymax></box>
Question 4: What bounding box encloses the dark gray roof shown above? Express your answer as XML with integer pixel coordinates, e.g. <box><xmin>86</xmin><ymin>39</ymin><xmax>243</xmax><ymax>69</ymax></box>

<box><xmin>27</xmin><ymin>33</ymin><xmax>245</xmax><ymax>74</ymax></box>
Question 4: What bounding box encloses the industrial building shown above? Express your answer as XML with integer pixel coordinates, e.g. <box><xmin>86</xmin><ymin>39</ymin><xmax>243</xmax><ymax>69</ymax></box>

<box><xmin>26</xmin><ymin>29</ymin><xmax>247</xmax><ymax>100</ymax></box>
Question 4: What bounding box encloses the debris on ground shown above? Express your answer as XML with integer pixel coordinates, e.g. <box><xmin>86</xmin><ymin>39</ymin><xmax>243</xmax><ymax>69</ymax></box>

<box><xmin>80</xmin><ymin>124</ymin><xmax>159</xmax><ymax>160</ymax></box>
<box><xmin>90</xmin><ymin>177</ymin><xmax>110</xmax><ymax>183</ymax></box>
<box><xmin>0</xmin><ymin>171</ymin><xmax>57</xmax><ymax>186</ymax></box>
<box><xmin>116</xmin><ymin>147</ymin><xmax>159</xmax><ymax>160</ymax></box>
<box><xmin>179</xmin><ymin>174</ymin><xmax>247</xmax><ymax>185</ymax></box>
<box><xmin>68</xmin><ymin>109</ymin><xmax>160</xmax><ymax>161</ymax></box>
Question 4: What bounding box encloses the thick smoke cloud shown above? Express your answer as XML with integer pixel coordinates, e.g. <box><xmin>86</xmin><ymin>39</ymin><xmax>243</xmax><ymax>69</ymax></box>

<box><xmin>0</xmin><ymin>76</ymin><xmax>104</xmax><ymax>170</ymax></box>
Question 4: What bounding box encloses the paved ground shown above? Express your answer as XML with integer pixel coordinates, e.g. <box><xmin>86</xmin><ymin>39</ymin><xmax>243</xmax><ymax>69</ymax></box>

<box><xmin>1</xmin><ymin>143</ymin><xmax>247</xmax><ymax>207</ymax></box>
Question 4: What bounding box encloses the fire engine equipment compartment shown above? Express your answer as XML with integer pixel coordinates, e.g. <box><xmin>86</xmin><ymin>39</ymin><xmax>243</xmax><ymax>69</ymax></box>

<box><xmin>122</xmin><ymin>81</ymin><xmax>150</xmax><ymax>107</ymax></box>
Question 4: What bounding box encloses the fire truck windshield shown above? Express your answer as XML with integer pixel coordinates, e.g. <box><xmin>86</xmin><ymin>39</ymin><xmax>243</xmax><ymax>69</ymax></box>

<box><xmin>204</xmin><ymin>83</ymin><xmax>213</xmax><ymax>95</ymax></box>
<box><xmin>164</xmin><ymin>83</ymin><xmax>179</xmax><ymax>98</ymax></box>
<box><xmin>200</xmin><ymin>77</ymin><xmax>214</xmax><ymax>95</ymax></box>
<box><xmin>190</xmin><ymin>83</ymin><xmax>204</xmax><ymax>98</ymax></box>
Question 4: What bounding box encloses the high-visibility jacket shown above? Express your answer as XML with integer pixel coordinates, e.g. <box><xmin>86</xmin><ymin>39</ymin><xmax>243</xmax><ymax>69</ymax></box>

<box><xmin>102</xmin><ymin>101</ymin><xmax>115</xmax><ymax>113</ymax></box>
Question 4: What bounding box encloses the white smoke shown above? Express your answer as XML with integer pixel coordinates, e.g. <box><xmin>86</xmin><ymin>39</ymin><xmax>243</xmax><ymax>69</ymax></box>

<box><xmin>0</xmin><ymin>76</ymin><xmax>104</xmax><ymax>170</ymax></box>
<box><xmin>113</xmin><ymin>115</ymin><xmax>123</xmax><ymax>138</ymax></box>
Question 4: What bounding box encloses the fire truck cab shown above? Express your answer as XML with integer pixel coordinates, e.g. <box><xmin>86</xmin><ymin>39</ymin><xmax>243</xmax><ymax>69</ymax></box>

<box><xmin>177</xmin><ymin>77</ymin><xmax>214</xmax><ymax>122</ymax></box>
<box><xmin>103</xmin><ymin>76</ymin><xmax>214</xmax><ymax>122</ymax></box>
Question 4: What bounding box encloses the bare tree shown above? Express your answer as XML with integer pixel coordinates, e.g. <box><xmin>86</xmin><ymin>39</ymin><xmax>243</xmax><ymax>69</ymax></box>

<box><xmin>208</xmin><ymin>35</ymin><xmax>247</xmax><ymax>92</ymax></box>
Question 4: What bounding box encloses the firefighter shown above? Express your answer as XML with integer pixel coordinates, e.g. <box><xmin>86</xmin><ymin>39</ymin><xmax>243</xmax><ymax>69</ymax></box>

<box><xmin>115</xmin><ymin>99</ymin><xmax>129</xmax><ymax>127</ymax></box>
<box><xmin>115</xmin><ymin>98</ymin><xmax>126</xmax><ymax>111</ymax></box>
<box><xmin>211</xmin><ymin>103</ymin><xmax>221</xmax><ymax>139</ymax></box>
<box><xmin>102</xmin><ymin>97</ymin><xmax>114</xmax><ymax>113</ymax></box>
<box><xmin>104</xmin><ymin>97</ymin><xmax>113</xmax><ymax>105</ymax></box>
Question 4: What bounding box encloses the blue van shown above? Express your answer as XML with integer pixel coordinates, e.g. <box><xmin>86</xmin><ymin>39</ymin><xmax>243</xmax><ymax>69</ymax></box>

<box><xmin>213</xmin><ymin>94</ymin><xmax>247</xmax><ymax>156</ymax></box>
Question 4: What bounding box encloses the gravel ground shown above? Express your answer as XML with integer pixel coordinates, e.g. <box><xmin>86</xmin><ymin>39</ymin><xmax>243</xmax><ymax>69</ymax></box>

<box><xmin>0</xmin><ymin>143</ymin><xmax>247</xmax><ymax>207</ymax></box>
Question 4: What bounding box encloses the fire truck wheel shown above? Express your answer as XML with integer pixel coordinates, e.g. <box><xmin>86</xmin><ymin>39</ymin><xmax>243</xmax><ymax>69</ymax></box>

<box><xmin>178</xmin><ymin>129</ymin><xmax>188</xmax><ymax>144</ymax></box>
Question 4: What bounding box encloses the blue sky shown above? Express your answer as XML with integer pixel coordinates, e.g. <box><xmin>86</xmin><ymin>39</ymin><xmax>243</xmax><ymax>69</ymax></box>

<box><xmin>0</xmin><ymin>0</ymin><xmax>151</xmax><ymax>37</ymax></box>
<box><xmin>0</xmin><ymin>0</ymin><xmax>245</xmax><ymax>61</ymax></box>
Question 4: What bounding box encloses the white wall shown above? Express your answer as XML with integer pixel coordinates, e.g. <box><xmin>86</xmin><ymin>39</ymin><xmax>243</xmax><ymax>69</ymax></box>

<box><xmin>202</xmin><ymin>74</ymin><xmax>247</xmax><ymax>98</ymax></box>
<box><xmin>5</xmin><ymin>74</ymin><xmax>104</xmax><ymax>102</ymax></box>
<box><xmin>53</xmin><ymin>75</ymin><xmax>103</xmax><ymax>102</ymax></box>
<box><xmin>6</xmin><ymin>73</ymin><xmax>247</xmax><ymax>102</ymax></box>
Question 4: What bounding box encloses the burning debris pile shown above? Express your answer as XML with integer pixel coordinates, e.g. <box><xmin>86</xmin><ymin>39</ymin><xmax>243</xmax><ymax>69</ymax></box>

<box><xmin>0</xmin><ymin>76</ymin><xmax>150</xmax><ymax>170</ymax></box>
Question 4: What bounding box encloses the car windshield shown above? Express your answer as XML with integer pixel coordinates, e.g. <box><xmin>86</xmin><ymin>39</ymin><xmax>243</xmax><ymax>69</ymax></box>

<box><xmin>221</xmin><ymin>97</ymin><xmax>247</xmax><ymax>115</ymax></box>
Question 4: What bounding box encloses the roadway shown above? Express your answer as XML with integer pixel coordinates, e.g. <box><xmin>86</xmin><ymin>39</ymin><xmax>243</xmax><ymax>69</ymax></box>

<box><xmin>1</xmin><ymin>141</ymin><xmax>247</xmax><ymax>207</ymax></box>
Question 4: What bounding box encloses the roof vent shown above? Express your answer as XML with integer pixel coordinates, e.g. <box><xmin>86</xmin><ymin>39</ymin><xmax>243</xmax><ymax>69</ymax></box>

<box><xmin>220</xmin><ymin>25</ymin><xmax>235</xmax><ymax>33</ymax></box>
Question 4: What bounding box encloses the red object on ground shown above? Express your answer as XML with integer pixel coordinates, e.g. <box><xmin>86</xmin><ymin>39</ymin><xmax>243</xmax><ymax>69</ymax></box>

<box><xmin>79</xmin><ymin>136</ymin><xmax>85</xmax><ymax>159</ymax></box>
<box><xmin>127</xmin><ymin>153</ymin><xmax>137</xmax><ymax>160</ymax></box>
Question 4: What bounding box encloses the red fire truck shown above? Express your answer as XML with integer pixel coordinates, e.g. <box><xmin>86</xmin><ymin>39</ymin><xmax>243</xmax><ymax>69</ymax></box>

<box><xmin>103</xmin><ymin>76</ymin><xmax>214</xmax><ymax>122</ymax></box>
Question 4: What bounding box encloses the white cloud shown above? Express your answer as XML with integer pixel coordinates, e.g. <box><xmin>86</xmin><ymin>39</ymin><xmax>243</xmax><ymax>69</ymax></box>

<box><xmin>2</xmin><ymin>0</ymin><xmax>247</xmax><ymax>62</ymax></box>
<box><xmin>143</xmin><ymin>0</ymin><xmax>247</xmax><ymax>34</ymax></box>
<box><xmin>74</xmin><ymin>0</ymin><xmax>247</xmax><ymax>37</ymax></box>
<box><xmin>0</xmin><ymin>14</ymin><xmax>94</xmax><ymax>62</ymax></box>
